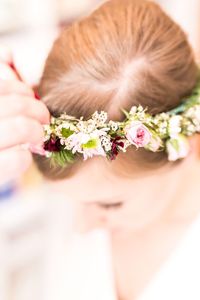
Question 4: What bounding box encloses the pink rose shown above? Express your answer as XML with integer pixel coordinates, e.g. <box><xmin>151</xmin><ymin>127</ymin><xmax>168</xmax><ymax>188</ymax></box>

<box><xmin>125</xmin><ymin>121</ymin><xmax>151</xmax><ymax>147</ymax></box>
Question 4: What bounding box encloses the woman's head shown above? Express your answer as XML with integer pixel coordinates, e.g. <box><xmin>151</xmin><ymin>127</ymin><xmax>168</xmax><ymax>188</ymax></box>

<box><xmin>34</xmin><ymin>0</ymin><xmax>198</xmax><ymax>180</ymax></box>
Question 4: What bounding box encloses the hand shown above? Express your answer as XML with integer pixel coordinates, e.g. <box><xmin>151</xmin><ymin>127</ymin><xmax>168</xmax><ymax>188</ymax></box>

<box><xmin>0</xmin><ymin>51</ymin><xmax>50</xmax><ymax>183</ymax></box>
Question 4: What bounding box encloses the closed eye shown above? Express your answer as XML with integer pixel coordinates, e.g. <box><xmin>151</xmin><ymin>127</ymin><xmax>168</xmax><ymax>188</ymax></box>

<box><xmin>94</xmin><ymin>201</ymin><xmax>124</xmax><ymax>210</ymax></box>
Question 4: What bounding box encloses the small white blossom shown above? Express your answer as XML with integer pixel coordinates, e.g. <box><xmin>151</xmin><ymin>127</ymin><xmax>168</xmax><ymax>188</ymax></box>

<box><xmin>43</xmin><ymin>125</ymin><xmax>52</xmax><ymax>141</ymax></box>
<box><xmin>166</xmin><ymin>135</ymin><xmax>190</xmax><ymax>161</ymax></box>
<box><xmin>108</xmin><ymin>120</ymin><xmax>119</xmax><ymax>131</ymax></box>
<box><xmin>168</xmin><ymin>115</ymin><xmax>182</xmax><ymax>138</ymax></box>
<box><xmin>145</xmin><ymin>135</ymin><xmax>163</xmax><ymax>152</ymax></box>
<box><xmin>45</xmin><ymin>151</ymin><xmax>52</xmax><ymax>158</ymax></box>
<box><xmin>121</xmin><ymin>140</ymin><xmax>131</xmax><ymax>152</ymax></box>
<box><xmin>50</xmin><ymin>117</ymin><xmax>56</xmax><ymax>125</ymax></box>
<box><xmin>60</xmin><ymin>113</ymin><xmax>77</xmax><ymax>121</ymax></box>
<box><xmin>76</xmin><ymin>119</ymin><xmax>97</xmax><ymax>134</ymax></box>
<box><xmin>138</xmin><ymin>105</ymin><xmax>144</xmax><ymax>113</ymax></box>
<box><xmin>159</xmin><ymin>123</ymin><xmax>168</xmax><ymax>134</ymax></box>
<box><xmin>185</xmin><ymin>105</ymin><xmax>200</xmax><ymax>121</ymax></box>
<box><xmin>92</xmin><ymin>111</ymin><xmax>108</xmax><ymax>125</ymax></box>
<box><xmin>101</xmin><ymin>136</ymin><xmax>112</xmax><ymax>152</ymax></box>
<box><xmin>160</xmin><ymin>113</ymin><xmax>170</xmax><ymax>121</ymax></box>
<box><xmin>130</xmin><ymin>106</ymin><xmax>137</xmax><ymax>115</ymax></box>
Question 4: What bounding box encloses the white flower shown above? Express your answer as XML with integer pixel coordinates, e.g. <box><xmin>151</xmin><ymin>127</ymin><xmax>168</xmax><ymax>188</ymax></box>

<box><xmin>185</xmin><ymin>105</ymin><xmax>200</xmax><ymax>121</ymax></box>
<box><xmin>66</xmin><ymin>129</ymin><xmax>107</xmax><ymax>160</ymax></box>
<box><xmin>138</xmin><ymin>105</ymin><xmax>144</xmax><ymax>113</ymax></box>
<box><xmin>157</xmin><ymin>121</ymin><xmax>168</xmax><ymax>136</ymax></box>
<box><xmin>101</xmin><ymin>136</ymin><xmax>112</xmax><ymax>151</ymax></box>
<box><xmin>168</xmin><ymin>115</ymin><xmax>182</xmax><ymax>138</ymax></box>
<box><xmin>45</xmin><ymin>151</ymin><xmax>52</xmax><ymax>158</ymax></box>
<box><xmin>130</xmin><ymin>106</ymin><xmax>137</xmax><ymax>115</ymax></box>
<box><xmin>108</xmin><ymin>120</ymin><xmax>119</xmax><ymax>131</ymax></box>
<box><xmin>60</xmin><ymin>113</ymin><xmax>77</xmax><ymax>120</ymax></box>
<box><xmin>117</xmin><ymin>140</ymin><xmax>131</xmax><ymax>152</ymax></box>
<box><xmin>43</xmin><ymin>125</ymin><xmax>52</xmax><ymax>141</ymax></box>
<box><xmin>145</xmin><ymin>135</ymin><xmax>163</xmax><ymax>152</ymax></box>
<box><xmin>166</xmin><ymin>134</ymin><xmax>190</xmax><ymax>161</ymax></box>
<box><xmin>82</xmin><ymin>141</ymin><xmax>106</xmax><ymax>160</ymax></box>
<box><xmin>55</xmin><ymin>122</ymin><xmax>75</xmax><ymax>137</ymax></box>
<box><xmin>76</xmin><ymin>119</ymin><xmax>97</xmax><ymax>134</ymax></box>
<box><xmin>185</xmin><ymin>106</ymin><xmax>200</xmax><ymax>132</ymax></box>
<box><xmin>92</xmin><ymin>111</ymin><xmax>108</xmax><ymax>125</ymax></box>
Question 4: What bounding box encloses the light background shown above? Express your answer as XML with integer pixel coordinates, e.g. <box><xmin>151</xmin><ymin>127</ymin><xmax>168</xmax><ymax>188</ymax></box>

<box><xmin>0</xmin><ymin>1</ymin><xmax>200</xmax><ymax>300</ymax></box>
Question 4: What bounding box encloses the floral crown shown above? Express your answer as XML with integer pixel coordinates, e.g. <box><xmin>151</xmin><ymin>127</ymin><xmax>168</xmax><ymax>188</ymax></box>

<box><xmin>43</xmin><ymin>78</ymin><xmax>200</xmax><ymax>167</ymax></box>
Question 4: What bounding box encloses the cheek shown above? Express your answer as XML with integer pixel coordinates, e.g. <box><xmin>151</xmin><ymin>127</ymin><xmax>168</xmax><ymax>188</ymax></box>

<box><xmin>76</xmin><ymin>204</ymin><xmax>109</xmax><ymax>231</ymax></box>
<box><xmin>81</xmin><ymin>205</ymin><xmax>129</xmax><ymax>231</ymax></box>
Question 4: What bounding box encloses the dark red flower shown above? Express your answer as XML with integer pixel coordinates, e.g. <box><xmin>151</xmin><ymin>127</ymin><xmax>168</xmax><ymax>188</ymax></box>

<box><xmin>110</xmin><ymin>136</ymin><xmax>124</xmax><ymax>160</ymax></box>
<box><xmin>44</xmin><ymin>137</ymin><xmax>62</xmax><ymax>152</ymax></box>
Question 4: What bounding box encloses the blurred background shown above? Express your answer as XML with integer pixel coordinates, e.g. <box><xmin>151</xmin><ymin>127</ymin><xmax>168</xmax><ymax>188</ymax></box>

<box><xmin>0</xmin><ymin>1</ymin><xmax>200</xmax><ymax>300</ymax></box>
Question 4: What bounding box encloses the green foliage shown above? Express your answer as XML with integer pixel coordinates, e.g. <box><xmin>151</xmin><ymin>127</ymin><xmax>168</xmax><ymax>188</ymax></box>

<box><xmin>82</xmin><ymin>139</ymin><xmax>98</xmax><ymax>149</ymax></box>
<box><xmin>170</xmin><ymin>139</ymin><xmax>179</xmax><ymax>152</ymax></box>
<box><xmin>168</xmin><ymin>77</ymin><xmax>200</xmax><ymax>115</ymax></box>
<box><xmin>61</xmin><ymin>128</ymin><xmax>74</xmax><ymax>138</ymax></box>
<box><xmin>50</xmin><ymin>150</ymin><xmax>75</xmax><ymax>167</ymax></box>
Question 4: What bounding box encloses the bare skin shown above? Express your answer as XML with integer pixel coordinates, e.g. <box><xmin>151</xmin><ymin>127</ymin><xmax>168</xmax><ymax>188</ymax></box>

<box><xmin>0</xmin><ymin>47</ymin><xmax>50</xmax><ymax>184</ymax></box>
<box><xmin>1</xmin><ymin>46</ymin><xmax>200</xmax><ymax>300</ymax></box>
<box><xmin>50</xmin><ymin>139</ymin><xmax>200</xmax><ymax>300</ymax></box>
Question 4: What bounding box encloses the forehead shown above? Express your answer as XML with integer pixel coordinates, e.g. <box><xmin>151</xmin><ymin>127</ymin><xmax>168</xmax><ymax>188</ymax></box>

<box><xmin>50</xmin><ymin>158</ymin><xmax>135</xmax><ymax>203</ymax></box>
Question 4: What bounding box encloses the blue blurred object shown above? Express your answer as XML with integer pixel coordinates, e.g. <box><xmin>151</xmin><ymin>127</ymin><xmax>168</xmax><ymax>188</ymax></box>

<box><xmin>0</xmin><ymin>182</ymin><xmax>17</xmax><ymax>201</ymax></box>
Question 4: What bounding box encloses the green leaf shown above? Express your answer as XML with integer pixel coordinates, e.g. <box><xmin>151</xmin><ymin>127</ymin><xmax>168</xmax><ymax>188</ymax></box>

<box><xmin>82</xmin><ymin>139</ymin><xmax>98</xmax><ymax>149</ymax></box>
<box><xmin>170</xmin><ymin>139</ymin><xmax>179</xmax><ymax>152</ymax></box>
<box><xmin>61</xmin><ymin>128</ymin><xmax>74</xmax><ymax>138</ymax></box>
<box><xmin>168</xmin><ymin>75</ymin><xmax>200</xmax><ymax>116</ymax></box>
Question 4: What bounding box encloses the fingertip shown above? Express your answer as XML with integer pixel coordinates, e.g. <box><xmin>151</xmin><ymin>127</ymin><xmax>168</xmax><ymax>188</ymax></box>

<box><xmin>40</xmin><ymin>104</ymin><xmax>51</xmax><ymax>125</ymax></box>
<box><xmin>29</xmin><ymin>144</ymin><xmax>46</xmax><ymax>156</ymax></box>
<box><xmin>0</xmin><ymin>148</ymin><xmax>33</xmax><ymax>181</ymax></box>
<box><xmin>0</xmin><ymin>62</ymin><xmax>18</xmax><ymax>80</ymax></box>
<box><xmin>0</xmin><ymin>45</ymin><xmax>13</xmax><ymax>64</ymax></box>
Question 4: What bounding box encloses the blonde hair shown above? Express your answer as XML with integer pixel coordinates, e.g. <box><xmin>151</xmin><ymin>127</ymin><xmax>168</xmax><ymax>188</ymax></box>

<box><xmin>34</xmin><ymin>0</ymin><xmax>199</xmax><ymax>179</ymax></box>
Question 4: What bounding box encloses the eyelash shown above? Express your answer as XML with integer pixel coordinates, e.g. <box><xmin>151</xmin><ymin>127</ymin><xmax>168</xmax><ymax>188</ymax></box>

<box><xmin>96</xmin><ymin>202</ymin><xmax>123</xmax><ymax>210</ymax></box>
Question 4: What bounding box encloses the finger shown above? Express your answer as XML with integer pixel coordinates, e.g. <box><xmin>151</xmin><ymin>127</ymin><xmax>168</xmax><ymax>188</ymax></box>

<box><xmin>0</xmin><ymin>62</ymin><xmax>18</xmax><ymax>80</ymax></box>
<box><xmin>0</xmin><ymin>116</ymin><xmax>45</xmax><ymax>150</ymax></box>
<box><xmin>0</xmin><ymin>80</ymin><xmax>34</xmax><ymax>97</ymax></box>
<box><xmin>0</xmin><ymin>94</ymin><xmax>50</xmax><ymax>124</ymax></box>
<box><xmin>0</xmin><ymin>148</ymin><xmax>32</xmax><ymax>183</ymax></box>
<box><xmin>21</xmin><ymin>143</ymin><xmax>46</xmax><ymax>155</ymax></box>
<box><xmin>0</xmin><ymin>45</ymin><xmax>12</xmax><ymax>64</ymax></box>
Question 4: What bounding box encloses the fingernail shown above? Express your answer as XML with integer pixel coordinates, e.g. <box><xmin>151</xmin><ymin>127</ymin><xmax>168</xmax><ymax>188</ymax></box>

<box><xmin>8</xmin><ymin>61</ymin><xmax>22</xmax><ymax>81</ymax></box>
<box><xmin>34</xmin><ymin>91</ymin><xmax>40</xmax><ymax>100</ymax></box>
<box><xmin>8</xmin><ymin>61</ymin><xmax>16</xmax><ymax>71</ymax></box>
